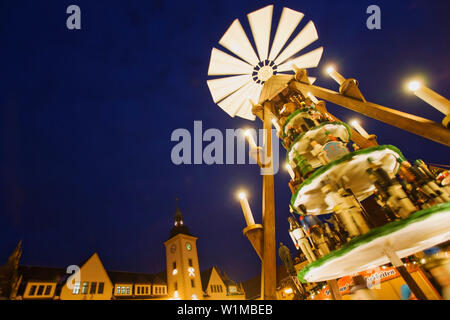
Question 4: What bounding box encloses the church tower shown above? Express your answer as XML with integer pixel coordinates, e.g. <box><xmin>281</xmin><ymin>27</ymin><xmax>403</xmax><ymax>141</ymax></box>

<box><xmin>164</xmin><ymin>200</ymin><xmax>203</xmax><ymax>300</ymax></box>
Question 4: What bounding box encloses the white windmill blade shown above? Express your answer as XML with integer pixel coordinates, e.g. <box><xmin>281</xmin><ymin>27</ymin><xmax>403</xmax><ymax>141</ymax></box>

<box><xmin>277</xmin><ymin>47</ymin><xmax>324</xmax><ymax>72</ymax></box>
<box><xmin>247</xmin><ymin>5</ymin><xmax>273</xmax><ymax>61</ymax></box>
<box><xmin>235</xmin><ymin>85</ymin><xmax>262</xmax><ymax>120</ymax></box>
<box><xmin>274</xmin><ymin>21</ymin><xmax>319</xmax><ymax>66</ymax></box>
<box><xmin>207</xmin><ymin>75</ymin><xmax>252</xmax><ymax>103</ymax></box>
<box><xmin>208</xmin><ymin>48</ymin><xmax>254</xmax><ymax>76</ymax></box>
<box><xmin>217</xmin><ymin>82</ymin><xmax>256</xmax><ymax>117</ymax></box>
<box><xmin>207</xmin><ymin>6</ymin><xmax>324</xmax><ymax>121</ymax></box>
<box><xmin>219</xmin><ymin>19</ymin><xmax>260</xmax><ymax>66</ymax></box>
<box><xmin>268</xmin><ymin>7</ymin><xmax>304</xmax><ymax>61</ymax></box>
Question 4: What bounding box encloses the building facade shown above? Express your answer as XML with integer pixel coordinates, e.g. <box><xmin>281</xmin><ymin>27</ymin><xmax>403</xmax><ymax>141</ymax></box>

<box><xmin>1</xmin><ymin>203</ymin><xmax>245</xmax><ymax>300</ymax></box>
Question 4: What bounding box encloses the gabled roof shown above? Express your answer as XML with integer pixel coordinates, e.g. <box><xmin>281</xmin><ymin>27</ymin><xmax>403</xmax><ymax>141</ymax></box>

<box><xmin>200</xmin><ymin>267</ymin><xmax>214</xmax><ymax>292</ymax></box>
<box><xmin>107</xmin><ymin>271</ymin><xmax>156</xmax><ymax>284</ymax></box>
<box><xmin>107</xmin><ymin>269</ymin><xmax>167</xmax><ymax>285</ymax></box>
<box><xmin>17</xmin><ymin>265</ymin><xmax>68</xmax><ymax>296</ymax></box>
<box><xmin>258</xmin><ymin>74</ymin><xmax>294</xmax><ymax>104</ymax></box>
<box><xmin>18</xmin><ymin>265</ymin><xmax>67</xmax><ymax>283</ymax></box>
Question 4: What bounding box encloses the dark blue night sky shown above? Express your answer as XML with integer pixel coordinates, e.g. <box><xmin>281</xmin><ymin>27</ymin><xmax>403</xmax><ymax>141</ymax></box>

<box><xmin>1</xmin><ymin>0</ymin><xmax>449</xmax><ymax>282</ymax></box>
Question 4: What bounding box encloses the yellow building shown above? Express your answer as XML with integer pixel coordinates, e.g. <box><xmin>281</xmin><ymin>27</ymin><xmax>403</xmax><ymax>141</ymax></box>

<box><xmin>8</xmin><ymin>203</ymin><xmax>245</xmax><ymax>300</ymax></box>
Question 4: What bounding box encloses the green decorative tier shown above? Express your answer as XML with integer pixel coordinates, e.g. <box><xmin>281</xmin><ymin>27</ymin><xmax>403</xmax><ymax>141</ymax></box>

<box><xmin>291</xmin><ymin>145</ymin><xmax>405</xmax><ymax>215</ymax></box>
<box><xmin>287</xmin><ymin>122</ymin><xmax>352</xmax><ymax>169</ymax></box>
<box><xmin>298</xmin><ymin>202</ymin><xmax>450</xmax><ymax>283</ymax></box>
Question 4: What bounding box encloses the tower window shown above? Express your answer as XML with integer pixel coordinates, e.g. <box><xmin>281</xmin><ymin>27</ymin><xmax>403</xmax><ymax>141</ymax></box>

<box><xmin>174</xmin><ymin>282</ymin><xmax>178</xmax><ymax>290</ymax></box>
<box><xmin>173</xmin><ymin>262</ymin><xmax>176</xmax><ymax>269</ymax></box>
<box><xmin>191</xmin><ymin>279</ymin><xmax>195</xmax><ymax>288</ymax></box>
<box><xmin>188</xmin><ymin>259</ymin><xmax>193</xmax><ymax>267</ymax></box>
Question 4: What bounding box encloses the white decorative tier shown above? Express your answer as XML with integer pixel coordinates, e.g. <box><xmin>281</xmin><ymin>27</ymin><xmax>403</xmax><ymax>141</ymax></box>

<box><xmin>291</xmin><ymin>145</ymin><xmax>403</xmax><ymax>215</ymax></box>
<box><xmin>287</xmin><ymin>122</ymin><xmax>351</xmax><ymax>168</ymax></box>
<box><xmin>298</xmin><ymin>202</ymin><xmax>450</xmax><ymax>283</ymax></box>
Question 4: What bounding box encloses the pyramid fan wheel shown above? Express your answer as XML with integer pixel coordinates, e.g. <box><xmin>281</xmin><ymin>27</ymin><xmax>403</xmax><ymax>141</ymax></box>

<box><xmin>207</xmin><ymin>5</ymin><xmax>324</xmax><ymax>120</ymax></box>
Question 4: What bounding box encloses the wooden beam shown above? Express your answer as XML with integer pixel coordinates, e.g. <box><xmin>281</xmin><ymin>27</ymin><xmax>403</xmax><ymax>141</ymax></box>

<box><xmin>291</xmin><ymin>81</ymin><xmax>450</xmax><ymax>146</ymax></box>
<box><xmin>261</xmin><ymin>101</ymin><xmax>277</xmax><ymax>300</ymax></box>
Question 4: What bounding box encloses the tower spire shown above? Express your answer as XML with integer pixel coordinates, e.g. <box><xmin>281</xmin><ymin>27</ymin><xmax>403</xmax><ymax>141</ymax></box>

<box><xmin>169</xmin><ymin>197</ymin><xmax>191</xmax><ymax>239</ymax></box>
<box><xmin>174</xmin><ymin>197</ymin><xmax>183</xmax><ymax>226</ymax></box>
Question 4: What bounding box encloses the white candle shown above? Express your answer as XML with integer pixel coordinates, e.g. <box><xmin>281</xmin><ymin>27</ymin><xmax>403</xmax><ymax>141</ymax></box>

<box><xmin>409</xmin><ymin>81</ymin><xmax>450</xmax><ymax>115</ymax></box>
<box><xmin>238</xmin><ymin>193</ymin><xmax>256</xmax><ymax>226</ymax></box>
<box><xmin>327</xmin><ymin>66</ymin><xmax>346</xmax><ymax>85</ymax></box>
<box><xmin>285</xmin><ymin>163</ymin><xmax>295</xmax><ymax>180</ymax></box>
<box><xmin>307</xmin><ymin>92</ymin><xmax>319</xmax><ymax>104</ymax></box>
<box><xmin>244</xmin><ymin>130</ymin><xmax>258</xmax><ymax>150</ymax></box>
<box><xmin>350</xmin><ymin>120</ymin><xmax>370</xmax><ymax>139</ymax></box>
<box><xmin>272</xmin><ymin>119</ymin><xmax>281</xmax><ymax>132</ymax></box>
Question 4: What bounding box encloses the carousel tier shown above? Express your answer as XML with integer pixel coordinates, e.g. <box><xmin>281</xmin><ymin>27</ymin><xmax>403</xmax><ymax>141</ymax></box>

<box><xmin>291</xmin><ymin>145</ymin><xmax>404</xmax><ymax>215</ymax></box>
<box><xmin>287</xmin><ymin>122</ymin><xmax>352</xmax><ymax>168</ymax></box>
<box><xmin>297</xmin><ymin>202</ymin><xmax>450</xmax><ymax>283</ymax></box>
<box><xmin>282</xmin><ymin>107</ymin><xmax>321</xmax><ymax>137</ymax></box>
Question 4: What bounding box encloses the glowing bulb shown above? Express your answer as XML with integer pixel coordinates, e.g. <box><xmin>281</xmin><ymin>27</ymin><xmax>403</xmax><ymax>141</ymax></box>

<box><xmin>284</xmin><ymin>288</ymin><xmax>293</xmax><ymax>294</ymax></box>
<box><xmin>326</xmin><ymin>66</ymin><xmax>335</xmax><ymax>74</ymax></box>
<box><xmin>408</xmin><ymin>80</ymin><xmax>422</xmax><ymax>92</ymax></box>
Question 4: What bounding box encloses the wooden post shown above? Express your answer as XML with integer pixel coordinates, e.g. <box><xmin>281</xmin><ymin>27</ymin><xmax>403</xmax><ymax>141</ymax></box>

<box><xmin>327</xmin><ymin>279</ymin><xmax>342</xmax><ymax>300</ymax></box>
<box><xmin>261</xmin><ymin>101</ymin><xmax>277</xmax><ymax>300</ymax></box>
<box><xmin>384</xmin><ymin>246</ymin><xmax>428</xmax><ymax>300</ymax></box>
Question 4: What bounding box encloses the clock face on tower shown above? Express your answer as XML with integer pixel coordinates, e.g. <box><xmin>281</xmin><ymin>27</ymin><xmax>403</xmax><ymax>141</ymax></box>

<box><xmin>170</xmin><ymin>244</ymin><xmax>176</xmax><ymax>253</ymax></box>
<box><xmin>185</xmin><ymin>242</ymin><xmax>192</xmax><ymax>251</ymax></box>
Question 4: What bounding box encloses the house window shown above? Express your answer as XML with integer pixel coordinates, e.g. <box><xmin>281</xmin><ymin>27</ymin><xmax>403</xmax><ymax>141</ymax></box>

<box><xmin>116</xmin><ymin>286</ymin><xmax>121</xmax><ymax>294</ymax></box>
<box><xmin>29</xmin><ymin>285</ymin><xmax>37</xmax><ymax>296</ymax></box>
<box><xmin>98</xmin><ymin>282</ymin><xmax>104</xmax><ymax>294</ymax></box>
<box><xmin>188</xmin><ymin>259</ymin><xmax>193</xmax><ymax>267</ymax></box>
<box><xmin>73</xmin><ymin>281</ymin><xmax>81</xmax><ymax>294</ymax></box>
<box><xmin>37</xmin><ymin>285</ymin><xmax>45</xmax><ymax>296</ymax></box>
<box><xmin>121</xmin><ymin>286</ymin><xmax>125</xmax><ymax>294</ymax></box>
<box><xmin>191</xmin><ymin>279</ymin><xmax>195</xmax><ymax>288</ymax></box>
<box><xmin>90</xmin><ymin>282</ymin><xmax>97</xmax><ymax>294</ymax></box>
<box><xmin>44</xmin><ymin>285</ymin><xmax>52</xmax><ymax>295</ymax></box>
<box><xmin>82</xmin><ymin>282</ymin><xmax>89</xmax><ymax>294</ymax></box>
<box><xmin>126</xmin><ymin>286</ymin><xmax>130</xmax><ymax>295</ymax></box>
